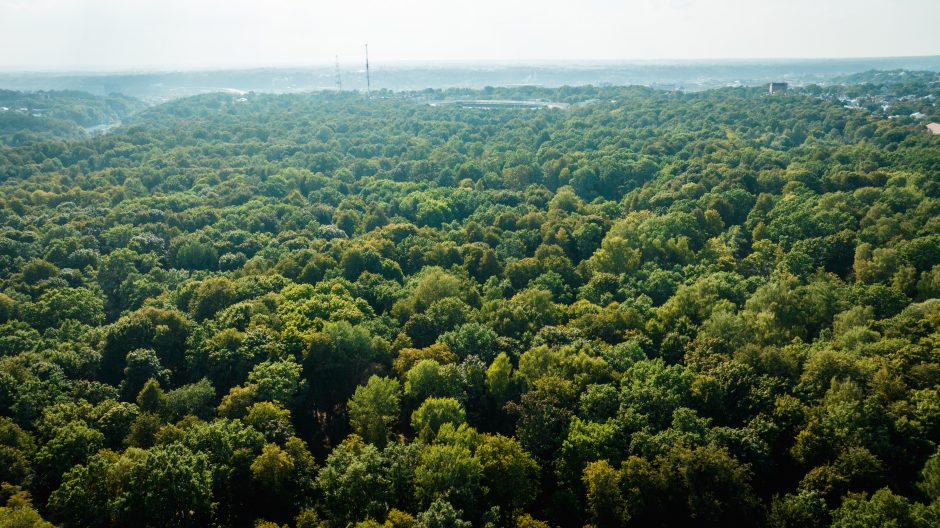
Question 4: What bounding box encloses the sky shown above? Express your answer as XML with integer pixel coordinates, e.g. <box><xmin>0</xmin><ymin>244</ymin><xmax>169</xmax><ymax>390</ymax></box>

<box><xmin>1</xmin><ymin>0</ymin><xmax>939</xmax><ymax>71</ymax></box>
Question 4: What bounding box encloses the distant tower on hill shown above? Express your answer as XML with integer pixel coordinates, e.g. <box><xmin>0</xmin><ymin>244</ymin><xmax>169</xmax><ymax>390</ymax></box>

<box><xmin>365</xmin><ymin>44</ymin><xmax>371</xmax><ymax>98</ymax></box>
<box><xmin>769</xmin><ymin>82</ymin><xmax>788</xmax><ymax>94</ymax></box>
<box><xmin>334</xmin><ymin>55</ymin><xmax>342</xmax><ymax>91</ymax></box>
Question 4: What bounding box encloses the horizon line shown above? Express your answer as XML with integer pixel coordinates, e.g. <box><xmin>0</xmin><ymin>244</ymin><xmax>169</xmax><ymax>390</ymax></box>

<box><xmin>1</xmin><ymin>54</ymin><xmax>939</xmax><ymax>76</ymax></box>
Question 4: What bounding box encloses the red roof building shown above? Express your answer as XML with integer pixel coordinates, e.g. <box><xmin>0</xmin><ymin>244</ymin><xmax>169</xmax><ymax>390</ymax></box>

<box><xmin>928</xmin><ymin>122</ymin><xmax>940</xmax><ymax>135</ymax></box>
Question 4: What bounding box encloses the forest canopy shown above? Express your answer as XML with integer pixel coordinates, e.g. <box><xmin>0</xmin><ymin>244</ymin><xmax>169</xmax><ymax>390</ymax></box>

<box><xmin>0</xmin><ymin>77</ymin><xmax>939</xmax><ymax>527</ymax></box>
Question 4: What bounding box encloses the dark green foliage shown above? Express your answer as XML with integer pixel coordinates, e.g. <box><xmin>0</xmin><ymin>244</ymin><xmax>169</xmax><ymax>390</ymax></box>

<box><xmin>49</xmin><ymin>443</ymin><xmax>213</xmax><ymax>527</ymax></box>
<box><xmin>0</xmin><ymin>79</ymin><xmax>938</xmax><ymax>527</ymax></box>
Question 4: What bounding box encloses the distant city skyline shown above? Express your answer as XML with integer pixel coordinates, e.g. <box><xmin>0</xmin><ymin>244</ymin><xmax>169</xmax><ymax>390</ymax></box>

<box><xmin>1</xmin><ymin>0</ymin><xmax>939</xmax><ymax>71</ymax></box>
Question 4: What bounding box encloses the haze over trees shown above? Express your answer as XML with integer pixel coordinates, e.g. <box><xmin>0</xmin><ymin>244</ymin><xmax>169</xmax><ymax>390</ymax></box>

<box><xmin>0</xmin><ymin>75</ymin><xmax>939</xmax><ymax>527</ymax></box>
<box><xmin>0</xmin><ymin>90</ymin><xmax>144</xmax><ymax>147</ymax></box>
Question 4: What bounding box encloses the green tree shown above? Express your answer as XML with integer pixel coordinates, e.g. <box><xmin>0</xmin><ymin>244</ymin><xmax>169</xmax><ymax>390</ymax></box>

<box><xmin>122</xmin><ymin>443</ymin><xmax>214</xmax><ymax>527</ymax></box>
<box><xmin>411</xmin><ymin>398</ymin><xmax>466</xmax><ymax>443</ymax></box>
<box><xmin>188</xmin><ymin>277</ymin><xmax>236</xmax><ymax>320</ymax></box>
<box><xmin>485</xmin><ymin>352</ymin><xmax>514</xmax><ymax>403</ymax></box>
<box><xmin>174</xmin><ymin>240</ymin><xmax>219</xmax><ymax>270</ymax></box>
<box><xmin>251</xmin><ymin>443</ymin><xmax>295</xmax><ymax>493</ymax></box>
<box><xmin>23</xmin><ymin>287</ymin><xmax>104</xmax><ymax>329</ymax></box>
<box><xmin>0</xmin><ymin>418</ymin><xmax>36</xmax><ymax>486</ymax></box>
<box><xmin>415</xmin><ymin>499</ymin><xmax>471</xmax><ymax>528</ymax></box>
<box><xmin>135</xmin><ymin>378</ymin><xmax>165</xmax><ymax>413</ymax></box>
<box><xmin>476</xmin><ymin>433</ymin><xmax>539</xmax><ymax>512</ymax></box>
<box><xmin>766</xmin><ymin>490</ymin><xmax>829</xmax><ymax>528</ymax></box>
<box><xmin>0</xmin><ymin>487</ymin><xmax>55</xmax><ymax>528</ymax></box>
<box><xmin>349</xmin><ymin>376</ymin><xmax>402</xmax><ymax>448</ymax></box>
<box><xmin>583</xmin><ymin>459</ymin><xmax>627</xmax><ymax>528</ymax></box>
<box><xmin>247</xmin><ymin>358</ymin><xmax>306</xmax><ymax>407</ymax></box>
<box><xmin>34</xmin><ymin>423</ymin><xmax>105</xmax><ymax>495</ymax></box>
<box><xmin>919</xmin><ymin>447</ymin><xmax>940</xmax><ymax>501</ymax></box>
<box><xmin>121</xmin><ymin>348</ymin><xmax>170</xmax><ymax>400</ymax></box>
<box><xmin>316</xmin><ymin>436</ymin><xmax>392</xmax><ymax>526</ymax></box>
<box><xmin>589</xmin><ymin>237</ymin><xmax>641</xmax><ymax>275</ymax></box>
<box><xmin>831</xmin><ymin>488</ymin><xmax>929</xmax><ymax>528</ymax></box>
<box><xmin>415</xmin><ymin>443</ymin><xmax>482</xmax><ymax>513</ymax></box>
<box><xmin>50</xmin><ymin>443</ymin><xmax>214</xmax><ymax>528</ymax></box>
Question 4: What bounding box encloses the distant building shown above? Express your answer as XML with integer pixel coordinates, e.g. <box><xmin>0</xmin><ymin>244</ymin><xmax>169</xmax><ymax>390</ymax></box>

<box><xmin>911</xmin><ymin>112</ymin><xmax>927</xmax><ymax>120</ymax></box>
<box><xmin>928</xmin><ymin>122</ymin><xmax>940</xmax><ymax>135</ymax></box>
<box><xmin>769</xmin><ymin>82</ymin><xmax>788</xmax><ymax>94</ymax></box>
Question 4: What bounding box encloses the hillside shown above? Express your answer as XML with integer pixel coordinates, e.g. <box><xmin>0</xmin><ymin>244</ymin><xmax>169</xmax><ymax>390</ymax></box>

<box><xmin>0</xmin><ymin>90</ymin><xmax>145</xmax><ymax>147</ymax></box>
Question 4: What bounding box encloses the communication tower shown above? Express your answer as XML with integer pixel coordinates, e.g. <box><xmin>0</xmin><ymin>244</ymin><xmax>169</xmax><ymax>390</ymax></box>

<box><xmin>334</xmin><ymin>55</ymin><xmax>342</xmax><ymax>91</ymax></box>
<box><xmin>365</xmin><ymin>43</ymin><xmax>371</xmax><ymax>97</ymax></box>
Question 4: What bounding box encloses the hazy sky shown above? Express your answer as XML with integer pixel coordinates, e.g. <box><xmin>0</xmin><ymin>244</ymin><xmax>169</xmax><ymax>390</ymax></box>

<box><xmin>1</xmin><ymin>0</ymin><xmax>939</xmax><ymax>71</ymax></box>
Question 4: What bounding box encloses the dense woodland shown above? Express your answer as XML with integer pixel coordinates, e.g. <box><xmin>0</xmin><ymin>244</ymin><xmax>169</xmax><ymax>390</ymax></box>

<box><xmin>0</xmin><ymin>76</ymin><xmax>939</xmax><ymax>528</ymax></box>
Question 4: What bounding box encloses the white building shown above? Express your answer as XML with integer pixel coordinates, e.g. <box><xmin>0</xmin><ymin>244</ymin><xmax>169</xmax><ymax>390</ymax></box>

<box><xmin>768</xmin><ymin>82</ymin><xmax>788</xmax><ymax>94</ymax></box>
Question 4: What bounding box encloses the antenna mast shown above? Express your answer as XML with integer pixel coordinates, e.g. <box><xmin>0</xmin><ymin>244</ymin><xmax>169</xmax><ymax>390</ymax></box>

<box><xmin>334</xmin><ymin>55</ymin><xmax>342</xmax><ymax>91</ymax></box>
<box><xmin>365</xmin><ymin>43</ymin><xmax>371</xmax><ymax>97</ymax></box>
